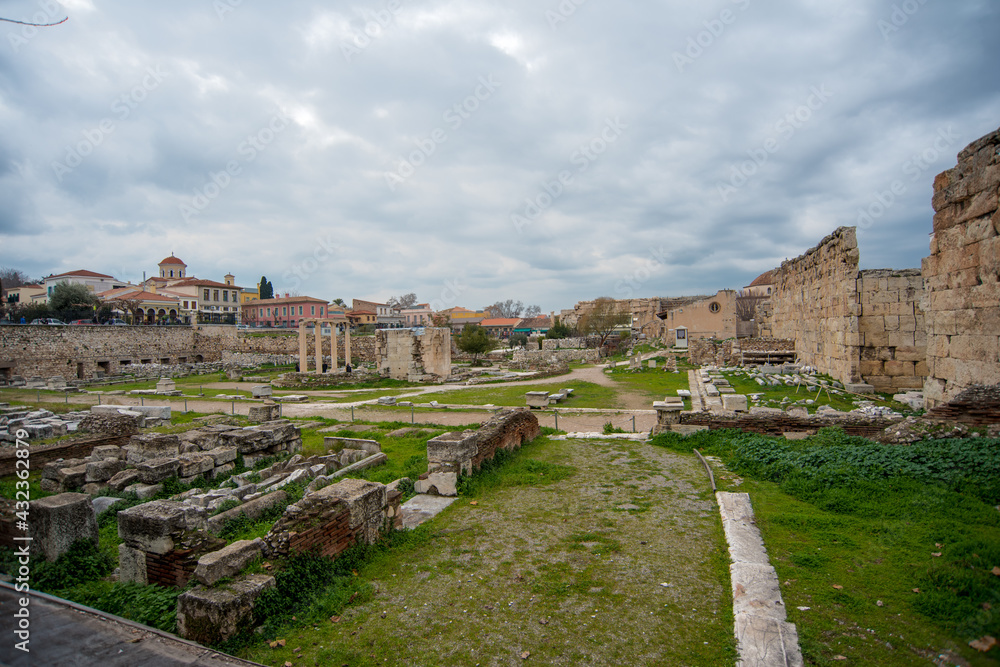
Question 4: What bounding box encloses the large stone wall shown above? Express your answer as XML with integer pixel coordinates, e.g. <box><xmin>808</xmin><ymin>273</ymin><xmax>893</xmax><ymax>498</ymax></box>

<box><xmin>0</xmin><ymin>325</ymin><xmax>378</xmax><ymax>381</ymax></box>
<box><xmin>376</xmin><ymin>328</ymin><xmax>451</xmax><ymax>381</ymax></box>
<box><xmin>764</xmin><ymin>227</ymin><xmax>862</xmax><ymax>383</ymax></box>
<box><xmin>922</xmin><ymin>127</ymin><xmax>1000</xmax><ymax>407</ymax></box>
<box><xmin>857</xmin><ymin>269</ymin><xmax>927</xmax><ymax>391</ymax></box>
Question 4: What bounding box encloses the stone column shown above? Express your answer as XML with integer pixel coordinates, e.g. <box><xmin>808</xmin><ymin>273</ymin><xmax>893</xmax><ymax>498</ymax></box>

<box><xmin>314</xmin><ymin>321</ymin><xmax>322</xmax><ymax>374</ymax></box>
<box><xmin>331</xmin><ymin>323</ymin><xmax>339</xmax><ymax>370</ymax></box>
<box><xmin>345</xmin><ymin>325</ymin><xmax>352</xmax><ymax>369</ymax></box>
<box><xmin>298</xmin><ymin>321</ymin><xmax>308</xmax><ymax>372</ymax></box>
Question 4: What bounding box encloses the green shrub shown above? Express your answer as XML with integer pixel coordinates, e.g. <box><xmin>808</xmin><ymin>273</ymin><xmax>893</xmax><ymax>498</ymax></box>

<box><xmin>32</xmin><ymin>539</ymin><xmax>115</xmax><ymax>593</ymax></box>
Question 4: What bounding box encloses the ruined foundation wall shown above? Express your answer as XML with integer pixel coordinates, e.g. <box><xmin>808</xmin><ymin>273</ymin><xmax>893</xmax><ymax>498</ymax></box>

<box><xmin>762</xmin><ymin>227</ymin><xmax>862</xmax><ymax>383</ymax></box>
<box><xmin>857</xmin><ymin>269</ymin><xmax>927</xmax><ymax>391</ymax></box>
<box><xmin>376</xmin><ymin>328</ymin><xmax>451</xmax><ymax>381</ymax></box>
<box><xmin>922</xmin><ymin>127</ymin><xmax>1000</xmax><ymax>407</ymax></box>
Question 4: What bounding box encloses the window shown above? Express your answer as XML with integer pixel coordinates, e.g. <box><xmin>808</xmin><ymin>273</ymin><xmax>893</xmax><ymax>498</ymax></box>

<box><xmin>223</xmin><ymin>291</ymin><xmax>229</xmax><ymax>302</ymax></box>
<box><xmin>192</xmin><ymin>301</ymin><xmax>197</xmax><ymax>309</ymax></box>
<box><xmin>767</xmin><ymin>287</ymin><xmax>772</xmax><ymax>295</ymax></box>
<box><xmin>183</xmin><ymin>301</ymin><xmax>188</xmax><ymax>309</ymax></box>
<box><xmin>203</xmin><ymin>289</ymin><xmax>210</xmax><ymax>301</ymax></box>
<box><xmin>709</xmin><ymin>302</ymin><xmax>720</xmax><ymax>313</ymax></box>
<box><xmin>213</xmin><ymin>290</ymin><xmax>219</xmax><ymax>301</ymax></box>
<box><xmin>259</xmin><ymin>308</ymin><xmax>263</xmax><ymax>317</ymax></box>
<box><xmin>267</xmin><ymin>307</ymin><xmax>271</xmax><ymax>316</ymax></box>
<box><xmin>320</xmin><ymin>306</ymin><xmax>324</xmax><ymax>316</ymax></box>
<box><xmin>311</xmin><ymin>305</ymin><xmax>315</xmax><ymax>315</ymax></box>
<box><xmin>298</xmin><ymin>306</ymin><xmax>303</xmax><ymax>315</ymax></box>
<box><xmin>283</xmin><ymin>307</ymin><xmax>287</xmax><ymax>316</ymax></box>
<box><xmin>169</xmin><ymin>270</ymin><xmax>174</xmax><ymax>277</ymax></box>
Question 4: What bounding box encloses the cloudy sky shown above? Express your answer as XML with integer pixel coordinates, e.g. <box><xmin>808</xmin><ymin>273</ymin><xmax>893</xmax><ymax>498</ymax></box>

<box><xmin>0</xmin><ymin>0</ymin><xmax>997</xmax><ymax>312</ymax></box>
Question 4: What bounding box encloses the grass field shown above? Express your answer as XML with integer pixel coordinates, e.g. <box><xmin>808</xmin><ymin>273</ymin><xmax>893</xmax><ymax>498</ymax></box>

<box><xmin>607</xmin><ymin>366</ymin><xmax>691</xmax><ymax>402</ymax></box>
<box><xmin>652</xmin><ymin>427</ymin><xmax>1000</xmax><ymax>665</ymax></box>
<box><xmin>719</xmin><ymin>369</ymin><xmax>914</xmax><ymax>414</ymax></box>
<box><xmin>419</xmin><ymin>380</ymin><xmax>617</xmax><ymax>409</ymax></box>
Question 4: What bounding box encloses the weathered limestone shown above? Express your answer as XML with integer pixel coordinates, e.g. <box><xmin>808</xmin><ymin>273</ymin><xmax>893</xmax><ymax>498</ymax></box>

<box><xmin>376</xmin><ymin>328</ymin><xmax>452</xmax><ymax>381</ymax></box>
<box><xmin>923</xmin><ymin>127</ymin><xmax>1000</xmax><ymax>407</ymax></box>
<box><xmin>29</xmin><ymin>493</ymin><xmax>98</xmax><ymax>561</ymax></box>
<box><xmin>193</xmin><ymin>538</ymin><xmax>264</xmax><ymax>585</ymax></box>
<box><xmin>424</xmin><ymin>410</ymin><xmax>539</xmax><ymax>480</ymax></box>
<box><xmin>721</xmin><ymin>394</ymin><xmax>749</xmax><ymax>412</ymax></box>
<box><xmin>125</xmin><ymin>433</ymin><xmax>181</xmax><ymax>465</ymax></box>
<box><xmin>207</xmin><ymin>490</ymin><xmax>288</xmax><ymax>534</ymax></box>
<box><xmin>177</xmin><ymin>574</ymin><xmax>276</xmax><ymax>645</ymax></box>
<box><xmin>525</xmin><ymin>391</ymin><xmax>551</xmax><ymax>408</ymax></box>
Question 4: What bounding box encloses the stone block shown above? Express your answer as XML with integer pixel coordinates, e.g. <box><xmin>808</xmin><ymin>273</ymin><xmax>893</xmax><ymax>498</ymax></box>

<box><xmin>204</xmin><ymin>446</ymin><xmax>238</xmax><ymax>466</ymax></box>
<box><xmin>126</xmin><ymin>433</ymin><xmax>181</xmax><ymax>465</ymax></box>
<box><xmin>704</xmin><ymin>384</ymin><xmax>720</xmax><ymax>397</ymax></box>
<box><xmin>415</xmin><ymin>472</ymin><xmax>458</xmax><ymax>497</ymax></box>
<box><xmin>884</xmin><ymin>360</ymin><xmax>915</xmax><ymax>377</ymax></box>
<box><xmin>29</xmin><ymin>493</ymin><xmax>98</xmax><ymax>562</ymax></box>
<box><xmin>91</xmin><ymin>445</ymin><xmax>123</xmax><ymax>461</ymax></box>
<box><xmin>177</xmin><ymin>453</ymin><xmax>215</xmax><ymax>478</ymax></box>
<box><xmin>117</xmin><ymin>500</ymin><xmax>204</xmax><ymax>553</ymax></box>
<box><xmin>251</xmin><ymin>385</ymin><xmax>272</xmax><ymax>398</ymax></box>
<box><xmin>81</xmin><ymin>483</ymin><xmax>109</xmax><ymax>495</ymax></box>
<box><xmin>85</xmin><ymin>459</ymin><xmax>125</xmax><ymax>483</ymax></box>
<box><xmin>247</xmin><ymin>405</ymin><xmax>280</xmax><ymax>423</ymax></box>
<box><xmin>194</xmin><ymin>538</ymin><xmax>264</xmax><ymax>585</ymax></box>
<box><xmin>118</xmin><ymin>544</ymin><xmax>147</xmax><ymax>584</ymax></box>
<box><xmin>525</xmin><ymin>391</ymin><xmax>550</xmax><ymax>408</ymax></box>
<box><xmin>311</xmin><ymin>478</ymin><xmax>387</xmax><ymax>543</ymax></box>
<box><xmin>323</xmin><ymin>437</ymin><xmax>382</xmax><ymax>455</ymax></box>
<box><xmin>207</xmin><ymin>491</ymin><xmax>288</xmax><ymax>534</ymax></box>
<box><xmin>221</xmin><ymin>429</ymin><xmax>274</xmax><ymax>454</ymax></box>
<box><xmin>56</xmin><ymin>464</ymin><xmax>88</xmax><ymax>489</ymax></box>
<box><xmin>137</xmin><ymin>457</ymin><xmax>181</xmax><ymax>484</ymax></box>
<box><xmin>177</xmin><ymin>574</ymin><xmax>276</xmax><ymax>645</ymax></box>
<box><xmin>108</xmin><ymin>469</ymin><xmax>140</xmax><ymax>492</ymax></box>
<box><xmin>721</xmin><ymin>394</ymin><xmax>749</xmax><ymax>412</ymax></box>
<box><xmin>844</xmin><ymin>383</ymin><xmax>875</xmax><ymax>394</ymax></box>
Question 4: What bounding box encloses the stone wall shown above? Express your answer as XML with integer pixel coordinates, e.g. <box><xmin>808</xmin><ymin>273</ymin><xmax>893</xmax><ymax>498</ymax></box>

<box><xmin>376</xmin><ymin>328</ymin><xmax>451</xmax><ymax>381</ymax></box>
<box><xmin>512</xmin><ymin>348</ymin><xmax>600</xmax><ymax>365</ymax></box>
<box><xmin>541</xmin><ymin>337</ymin><xmax>588</xmax><ymax>350</ymax></box>
<box><xmin>923</xmin><ymin>383</ymin><xmax>1000</xmax><ymax>425</ymax></box>
<box><xmin>0</xmin><ymin>433</ymin><xmax>128</xmax><ymax>477</ymax></box>
<box><xmin>922</xmin><ymin>127</ymin><xmax>1000</xmax><ymax>407</ymax></box>
<box><xmin>857</xmin><ymin>269</ymin><xmax>927</xmax><ymax>391</ymax></box>
<box><xmin>763</xmin><ymin>227</ymin><xmax>862</xmax><ymax>383</ymax></box>
<box><xmin>678</xmin><ymin>411</ymin><xmax>896</xmax><ymax>438</ymax></box>
<box><xmin>0</xmin><ymin>325</ymin><xmax>379</xmax><ymax>382</ymax></box>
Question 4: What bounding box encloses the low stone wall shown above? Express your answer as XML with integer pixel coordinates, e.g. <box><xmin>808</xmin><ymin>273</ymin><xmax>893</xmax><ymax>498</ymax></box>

<box><xmin>923</xmin><ymin>383</ymin><xmax>1000</xmax><ymax>426</ymax></box>
<box><xmin>677</xmin><ymin>411</ymin><xmax>896</xmax><ymax>438</ymax></box>
<box><xmin>512</xmin><ymin>348</ymin><xmax>600</xmax><ymax>365</ymax></box>
<box><xmin>688</xmin><ymin>339</ymin><xmax>736</xmax><ymax>367</ymax></box>
<box><xmin>541</xmin><ymin>337</ymin><xmax>588</xmax><ymax>350</ymax></box>
<box><xmin>418</xmin><ymin>409</ymin><xmax>540</xmax><ymax>495</ymax></box>
<box><xmin>0</xmin><ymin>433</ymin><xmax>128</xmax><ymax>477</ymax></box>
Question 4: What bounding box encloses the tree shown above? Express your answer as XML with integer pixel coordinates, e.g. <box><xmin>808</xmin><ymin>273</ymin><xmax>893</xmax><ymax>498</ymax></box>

<box><xmin>331</xmin><ymin>298</ymin><xmax>346</xmax><ymax>307</ymax></box>
<box><xmin>545</xmin><ymin>316</ymin><xmax>573</xmax><ymax>339</ymax></box>
<box><xmin>456</xmin><ymin>324</ymin><xmax>496</xmax><ymax>363</ymax></box>
<box><xmin>258</xmin><ymin>277</ymin><xmax>274</xmax><ymax>300</ymax></box>
<box><xmin>578</xmin><ymin>297</ymin><xmax>630</xmax><ymax>347</ymax></box>
<box><xmin>104</xmin><ymin>293</ymin><xmax>146</xmax><ymax>324</ymax></box>
<box><xmin>49</xmin><ymin>283</ymin><xmax>99</xmax><ymax>320</ymax></box>
<box><xmin>431</xmin><ymin>312</ymin><xmax>450</xmax><ymax>328</ymax></box>
<box><xmin>524</xmin><ymin>304</ymin><xmax>542</xmax><ymax>317</ymax></box>
<box><xmin>387</xmin><ymin>293</ymin><xmax>417</xmax><ymax>309</ymax></box>
<box><xmin>0</xmin><ymin>268</ymin><xmax>35</xmax><ymax>294</ymax></box>
<box><xmin>509</xmin><ymin>332</ymin><xmax>529</xmax><ymax>349</ymax></box>
<box><xmin>487</xmin><ymin>299</ymin><xmax>524</xmax><ymax>318</ymax></box>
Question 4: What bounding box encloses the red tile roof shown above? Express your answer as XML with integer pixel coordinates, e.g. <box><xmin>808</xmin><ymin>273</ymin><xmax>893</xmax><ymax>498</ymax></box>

<box><xmin>481</xmin><ymin>318</ymin><xmax>521</xmax><ymax>327</ymax></box>
<box><xmin>241</xmin><ymin>295</ymin><xmax>329</xmax><ymax>306</ymax></box>
<box><xmin>748</xmin><ymin>270</ymin><xmax>775</xmax><ymax>287</ymax></box>
<box><xmin>48</xmin><ymin>269</ymin><xmax>116</xmax><ymax>280</ymax></box>
<box><xmin>159</xmin><ymin>255</ymin><xmax>186</xmax><ymax>265</ymax></box>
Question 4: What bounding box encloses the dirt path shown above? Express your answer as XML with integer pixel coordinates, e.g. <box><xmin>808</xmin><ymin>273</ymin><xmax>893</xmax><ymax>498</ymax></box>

<box><xmin>243</xmin><ymin>435</ymin><xmax>734</xmax><ymax>666</ymax></box>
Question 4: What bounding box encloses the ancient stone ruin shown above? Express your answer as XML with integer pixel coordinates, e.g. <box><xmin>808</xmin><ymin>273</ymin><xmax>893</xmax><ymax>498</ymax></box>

<box><xmin>376</xmin><ymin>328</ymin><xmax>452</xmax><ymax>381</ymax></box>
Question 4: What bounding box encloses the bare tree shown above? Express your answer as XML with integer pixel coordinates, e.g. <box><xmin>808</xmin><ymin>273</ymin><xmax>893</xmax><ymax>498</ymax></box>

<box><xmin>524</xmin><ymin>304</ymin><xmax>542</xmax><ymax>317</ymax></box>
<box><xmin>387</xmin><ymin>293</ymin><xmax>418</xmax><ymax>309</ymax></box>
<box><xmin>487</xmin><ymin>299</ymin><xmax>524</xmax><ymax>318</ymax></box>
<box><xmin>105</xmin><ymin>294</ymin><xmax>146</xmax><ymax>324</ymax></box>
<box><xmin>578</xmin><ymin>297</ymin><xmax>630</xmax><ymax>347</ymax></box>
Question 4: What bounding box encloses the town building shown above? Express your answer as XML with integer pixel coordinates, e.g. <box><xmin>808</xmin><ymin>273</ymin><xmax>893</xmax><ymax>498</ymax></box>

<box><xmin>480</xmin><ymin>318</ymin><xmax>520</xmax><ymax>339</ymax></box>
<box><xmin>400</xmin><ymin>303</ymin><xmax>434</xmax><ymax>327</ymax></box>
<box><xmin>657</xmin><ymin>290</ymin><xmax>738</xmax><ymax>344</ymax></box>
<box><xmin>242</xmin><ymin>295</ymin><xmax>330</xmax><ymax>328</ymax></box>
<box><xmin>43</xmin><ymin>270</ymin><xmax>128</xmax><ymax>300</ymax></box>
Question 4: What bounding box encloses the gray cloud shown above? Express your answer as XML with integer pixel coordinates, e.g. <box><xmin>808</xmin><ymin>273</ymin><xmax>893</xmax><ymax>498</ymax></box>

<box><xmin>0</xmin><ymin>0</ymin><xmax>997</xmax><ymax>309</ymax></box>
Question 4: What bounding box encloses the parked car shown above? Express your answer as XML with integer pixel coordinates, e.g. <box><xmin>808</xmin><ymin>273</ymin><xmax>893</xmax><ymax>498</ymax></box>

<box><xmin>236</xmin><ymin>324</ymin><xmax>249</xmax><ymax>330</ymax></box>
<box><xmin>104</xmin><ymin>318</ymin><xmax>129</xmax><ymax>326</ymax></box>
<box><xmin>69</xmin><ymin>319</ymin><xmax>96</xmax><ymax>325</ymax></box>
<box><xmin>30</xmin><ymin>318</ymin><xmax>66</xmax><ymax>325</ymax></box>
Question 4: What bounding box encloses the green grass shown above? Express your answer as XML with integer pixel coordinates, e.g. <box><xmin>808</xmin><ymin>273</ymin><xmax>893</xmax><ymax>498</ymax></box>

<box><xmin>651</xmin><ymin>428</ymin><xmax>1000</xmax><ymax>665</ymax></box>
<box><xmin>314</xmin><ymin>388</ymin><xmax>415</xmax><ymax>403</ymax></box>
<box><xmin>607</xmin><ymin>365</ymin><xmax>691</xmax><ymax>402</ymax></box>
<box><xmin>419</xmin><ymin>380</ymin><xmax>617</xmax><ymax>408</ymax></box>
